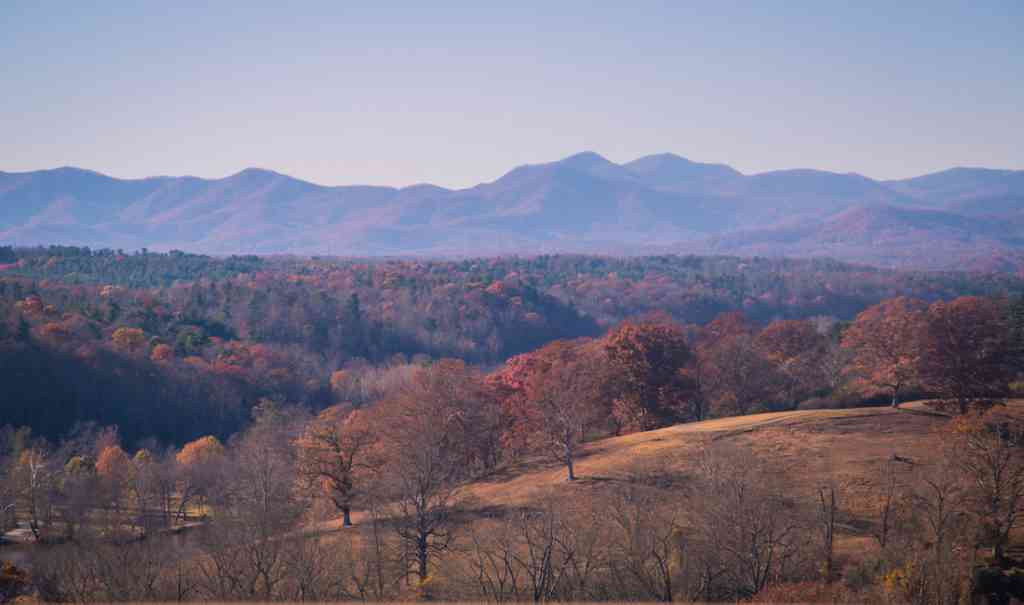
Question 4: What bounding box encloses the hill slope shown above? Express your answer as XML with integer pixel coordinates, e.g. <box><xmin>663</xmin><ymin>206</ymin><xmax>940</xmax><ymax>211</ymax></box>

<box><xmin>460</xmin><ymin>404</ymin><xmax>952</xmax><ymax>511</ymax></box>
<box><xmin>367</xmin><ymin>401</ymin><xmax>1023</xmax><ymax>574</ymax></box>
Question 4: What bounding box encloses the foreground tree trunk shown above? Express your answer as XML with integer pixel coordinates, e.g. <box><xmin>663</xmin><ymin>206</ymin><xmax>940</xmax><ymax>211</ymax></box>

<box><xmin>342</xmin><ymin>505</ymin><xmax>352</xmax><ymax>527</ymax></box>
<box><xmin>417</xmin><ymin>535</ymin><xmax>429</xmax><ymax>585</ymax></box>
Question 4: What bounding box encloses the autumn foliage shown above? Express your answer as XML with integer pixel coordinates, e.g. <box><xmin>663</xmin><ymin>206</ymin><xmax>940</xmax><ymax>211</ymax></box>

<box><xmin>298</xmin><ymin>405</ymin><xmax>378</xmax><ymax>526</ymax></box>
<box><xmin>111</xmin><ymin>326</ymin><xmax>147</xmax><ymax>352</ymax></box>
<box><xmin>604</xmin><ymin>320</ymin><xmax>696</xmax><ymax>432</ymax></box>
<box><xmin>491</xmin><ymin>338</ymin><xmax>609</xmax><ymax>478</ymax></box>
<box><xmin>841</xmin><ymin>297</ymin><xmax>926</xmax><ymax>406</ymax></box>
<box><xmin>176</xmin><ymin>435</ymin><xmax>225</xmax><ymax>468</ymax></box>
<box><xmin>918</xmin><ymin>296</ymin><xmax>1016</xmax><ymax>414</ymax></box>
<box><xmin>95</xmin><ymin>445</ymin><xmax>131</xmax><ymax>479</ymax></box>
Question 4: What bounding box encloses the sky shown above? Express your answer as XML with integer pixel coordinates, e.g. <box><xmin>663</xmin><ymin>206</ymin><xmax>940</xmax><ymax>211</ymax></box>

<box><xmin>2</xmin><ymin>1</ymin><xmax>1022</xmax><ymax>188</ymax></box>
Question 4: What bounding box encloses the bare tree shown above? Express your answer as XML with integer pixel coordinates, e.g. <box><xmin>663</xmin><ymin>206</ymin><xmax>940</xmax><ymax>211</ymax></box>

<box><xmin>907</xmin><ymin>460</ymin><xmax>973</xmax><ymax>605</ymax></box>
<box><xmin>692</xmin><ymin>443</ymin><xmax>810</xmax><ymax>599</ymax></box>
<box><xmin>0</xmin><ymin>474</ymin><xmax>15</xmax><ymax>534</ymax></box>
<box><xmin>466</xmin><ymin>499</ymin><xmax>610</xmax><ymax>603</ymax></box>
<box><xmin>147</xmin><ymin>448</ymin><xmax>181</xmax><ymax>528</ymax></box>
<box><xmin>346</xmin><ymin>497</ymin><xmax>402</xmax><ymax>602</ymax></box>
<box><xmin>818</xmin><ymin>338</ymin><xmax>854</xmax><ymax>394</ymax></box>
<box><xmin>950</xmin><ymin>414</ymin><xmax>1024</xmax><ymax>565</ymax></box>
<box><xmin>0</xmin><ymin>430</ymin><xmax>20</xmax><ymax>533</ymax></box>
<box><xmin>14</xmin><ymin>445</ymin><xmax>57</xmax><ymax>541</ymax></box>
<box><xmin>59</xmin><ymin>454</ymin><xmax>100</xmax><ymax>541</ymax></box>
<box><xmin>865</xmin><ymin>456</ymin><xmax>913</xmax><ymax>549</ymax></box>
<box><xmin>512</xmin><ymin>505</ymin><xmax>572</xmax><ymax>603</ymax></box>
<box><xmin>279</xmin><ymin>534</ymin><xmax>367</xmax><ymax>601</ymax></box>
<box><xmin>605</xmin><ymin>488</ymin><xmax>685</xmax><ymax>602</ymax></box>
<box><xmin>30</xmin><ymin>536</ymin><xmax>187</xmax><ymax>603</ymax></box>
<box><xmin>467</xmin><ymin>518</ymin><xmax>525</xmax><ymax>602</ymax></box>
<box><xmin>555</xmin><ymin>502</ymin><xmax>608</xmax><ymax>602</ymax></box>
<box><xmin>196</xmin><ymin>401</ymin><xmax>309</xmax><ymax>601</ymax></box>
<box><xmin>375</xmin><ymin>360</ymin><xmax>477</xmax><ymax>591</ymax></box>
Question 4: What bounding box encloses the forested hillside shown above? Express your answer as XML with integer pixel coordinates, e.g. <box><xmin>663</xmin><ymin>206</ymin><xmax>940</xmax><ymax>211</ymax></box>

<box><xmin>1</xmin><ymin>246</ymin><xmax>1022</xmax><ymax>447</ymax></box>
<box><xmin>4</xmin><ymin>246</ymin><xmax>1021</xmax><ymax>322</ymax></box>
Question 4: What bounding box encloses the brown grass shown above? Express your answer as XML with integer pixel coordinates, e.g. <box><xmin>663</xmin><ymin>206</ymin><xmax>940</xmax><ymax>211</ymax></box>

<box><xmin>318</xmin><ymin>400</ymin><xmax>1022</xmax><ymax>564</ymax></box>
<box><xmin>459</xmin><ymin>402</ymin><xmax>952</xmax><ymax>509</ymax></box>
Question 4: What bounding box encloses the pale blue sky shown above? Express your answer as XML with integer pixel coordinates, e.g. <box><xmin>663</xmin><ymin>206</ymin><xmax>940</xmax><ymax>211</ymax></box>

<box><xmin>2</xmin><ymin>1</ymin><xmax>1022</xmax><ymax>187</ymax></box>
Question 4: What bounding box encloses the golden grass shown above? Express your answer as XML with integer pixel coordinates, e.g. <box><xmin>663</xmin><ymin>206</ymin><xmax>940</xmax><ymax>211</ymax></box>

<box><xmin>460</xmin><ymin>402</ymin><xmax>950</xmax><ymax>510</ymax></box>
<box><xmin>318</xmin><ymin>400</ymin><xmax>1024</xmax><ymax>568</ymax></box>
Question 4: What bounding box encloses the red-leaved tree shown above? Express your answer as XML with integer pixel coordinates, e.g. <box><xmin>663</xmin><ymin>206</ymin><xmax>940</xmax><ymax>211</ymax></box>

<box><xmin>841</xmin><ymin>297</ymin><xmax>926</xmax><ymax>407</ymax></box>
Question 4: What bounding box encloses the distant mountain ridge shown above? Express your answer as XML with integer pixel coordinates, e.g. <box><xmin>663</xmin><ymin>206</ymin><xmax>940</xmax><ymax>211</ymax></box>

<box><xmin>2</xmin><ymin>153</ymin><xmax>1023</xmax><ymax>271</ymax></box>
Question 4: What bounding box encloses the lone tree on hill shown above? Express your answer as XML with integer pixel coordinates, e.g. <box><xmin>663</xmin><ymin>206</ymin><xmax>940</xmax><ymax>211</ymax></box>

<box><xmin>297</xmin><ymin>405</ymin><xmax>378</xmax><ymax>527</ymax></box>
<box><xmin>520</xmin><ymin>340</ymin><xmax>607</xmax><ymax>480</ymax></box>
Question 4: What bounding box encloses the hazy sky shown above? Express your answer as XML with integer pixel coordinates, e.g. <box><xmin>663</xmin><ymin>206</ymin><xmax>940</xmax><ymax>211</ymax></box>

<box><xmin>2</xmin><ymin>1</ymin><xmax>1022</xmax><ymax>188</ymax></box>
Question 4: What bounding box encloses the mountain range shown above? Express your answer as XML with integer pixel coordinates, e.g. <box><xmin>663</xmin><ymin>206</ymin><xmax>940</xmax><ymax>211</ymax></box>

<box><xmin>2</xmin><ymin>152</ymin><xmax>1023</xmax><ymax>272</ymax></box>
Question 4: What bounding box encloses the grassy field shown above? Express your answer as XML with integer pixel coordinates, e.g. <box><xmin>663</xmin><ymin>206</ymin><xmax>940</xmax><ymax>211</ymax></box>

<box><xmin>320</xmin><ymin>400</ymin><xmax>1021</xmax><ymax>563</ymax></box>
<box><xmin>316</xmin><ymin>403</ymin><xmax>950</xmax><ymax>520</ymax></box>
<box><xmin>466</xmin><ymin>404</ymin><xmax>948</xmax><ymax>508</ymax></box>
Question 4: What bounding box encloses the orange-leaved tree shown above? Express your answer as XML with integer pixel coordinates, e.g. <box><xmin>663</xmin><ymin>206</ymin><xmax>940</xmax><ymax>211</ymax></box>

<box><xmin>297</xmin><ymin>405</ymin><xmax>378</xmax><ymax>526</ymax></box>
<box><xmin>111</xmin><ymin>327</ymin><xmax>147</xmax><ymax>353</ymax></box>
<box><xmin>95</xmin><ymin>445</ymin><xmax>133</xmax><ymax>517</ymax></box>
<box><xmin>176</xmin><ymin>435</ymin><xmax>225</xmax><ymax>467</ymax></box>
<box><xmin>95</xmin><ymin>445</ymin><xmax>132</xmax><ymax>480</ymax></box>
<box><xmin>945</xmin><ymin>412</ymin><xmax>1024</xmax><ymax>565</ymax></box>
<box><xmin>175</xmin><ymin>435</ymin><xmax>225</xmax><ymax>519</ymax></box>
<box><xmin>841</xmin><ymin>297</ymin><xmax>926</xmax><ymax>407</ymax></box>
<box><xmin>150</xmin><ymin>343</ymin><xmax>173</xmax><ymax>362</ymax></box>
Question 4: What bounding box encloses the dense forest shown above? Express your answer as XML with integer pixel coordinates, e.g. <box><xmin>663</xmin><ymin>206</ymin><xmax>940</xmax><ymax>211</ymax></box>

<box><xmin>4</xmin><ymin>246</ymin><xmax>1021</xmax><ymax>323</ymax></box>
<box><xmin>1</xmin><ymin>245</ymin><xmax>1023</xmax><ymax>447</ymax></box>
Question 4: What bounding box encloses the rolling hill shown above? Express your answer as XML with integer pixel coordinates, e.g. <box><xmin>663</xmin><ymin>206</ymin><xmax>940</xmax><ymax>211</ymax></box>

<box><xmin>2</xmin><ymin>154</ymin><xmax>1022</xmax><ymax>271</ymax></box>
<box><xmin>323</xmin><ymin>400</ymin><xmax>1024</xmax><ymax>591</ymax></box>
<box><xmin>456</xmin><ymin>403</ymin><xmax>956</xmax><ymax>518</ymax></box>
